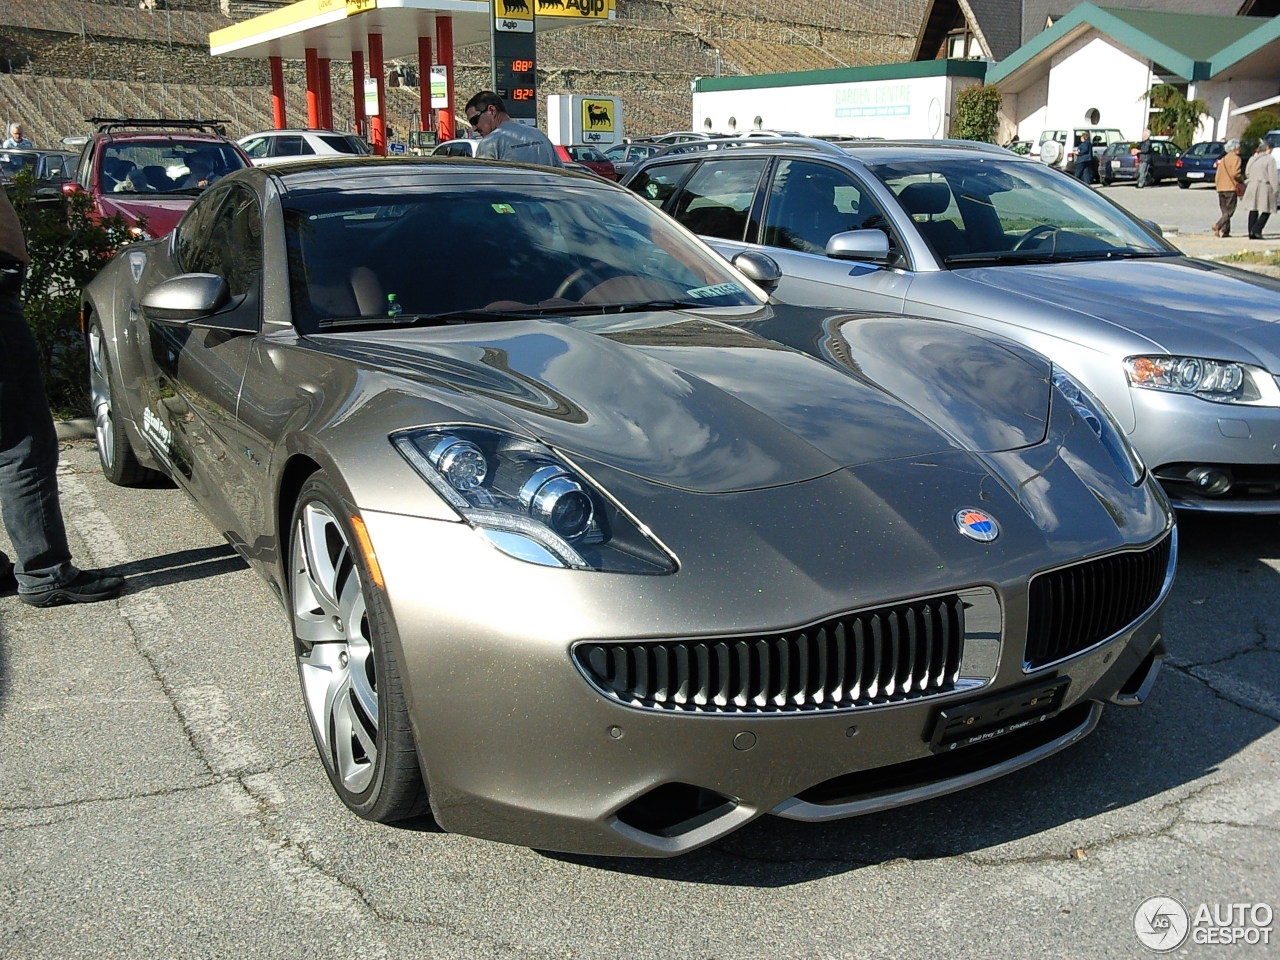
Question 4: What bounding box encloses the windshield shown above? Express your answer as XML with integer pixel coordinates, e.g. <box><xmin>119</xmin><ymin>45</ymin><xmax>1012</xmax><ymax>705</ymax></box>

<box><xmin>866</xmin><ymin>156</ymin><xmax>1174</xmax><ymax>265</ymax></box>
<box><xmin>284</xmin><ymin>181</ymin><xmax>763</xmax><ymax>331</ymax></box>
<box><xmin>100</xmin><ymin>141</ymin><xmax>247</xmax><ymax>195</ymax></box>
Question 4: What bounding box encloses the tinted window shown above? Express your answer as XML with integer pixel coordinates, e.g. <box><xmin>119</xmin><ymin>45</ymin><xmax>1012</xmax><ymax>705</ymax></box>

<box><xmin>670</xmin><ymin>158</ymin><xmax>766</xmax><ymax>242</ymax></box>
<box><xmin>176</xmin><ymin>184</ymin><xmax>262</xmax><ymax>297</ymax></box>
<box><xmin>628</xmin><ymin>161</ymin><xmax>696</xmax><ymax>208</ymax></box>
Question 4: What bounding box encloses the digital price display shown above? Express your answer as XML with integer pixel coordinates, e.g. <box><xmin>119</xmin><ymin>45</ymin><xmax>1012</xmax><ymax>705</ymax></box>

<box><xmin>493</xmin><ymin>32</ymin><xmax>537</xmax><ymax>120</ymax></box>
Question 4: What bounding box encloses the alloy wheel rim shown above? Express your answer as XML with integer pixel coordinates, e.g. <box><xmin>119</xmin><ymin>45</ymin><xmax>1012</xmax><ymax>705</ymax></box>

<box><xmin>87</xmin><ymin>327</ymin><xmax>115</xmax><ymax>470</ymax></box>
<box><xmin>292</xmin><ymin>500</ymin><xmax>378</xmax><ymax>793</ymax></box>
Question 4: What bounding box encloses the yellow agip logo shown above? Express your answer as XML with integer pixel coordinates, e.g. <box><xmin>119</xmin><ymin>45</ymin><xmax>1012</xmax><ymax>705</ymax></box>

<box><xmin>537</xmin><ymin>0</ymin><xmax>611</xmax><ymax>18</ymax></box>
<box><xmin>345</xmin><ymin>0</ymin><xmax>376</xmax><ymax>15</ymax></box>
<box><xmin>581</xmin><ymin>98</ymin><xmax>615</xmax><ymax>133</ymax></box>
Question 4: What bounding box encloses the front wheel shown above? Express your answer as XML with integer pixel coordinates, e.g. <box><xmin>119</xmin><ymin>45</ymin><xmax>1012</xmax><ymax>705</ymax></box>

<box><xmin>289</xmin><ymin>473</ymin><xmax>429</xmax><ymax>822</ymax></box>
<box><xmin>86</xmin><ymin>319</ymin><xmax>158</xmax><ymax>487</ymax></box>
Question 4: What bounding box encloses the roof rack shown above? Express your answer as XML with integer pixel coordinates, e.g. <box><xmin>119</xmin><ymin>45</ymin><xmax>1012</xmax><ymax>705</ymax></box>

<box><xmin>89</xmin><ymin>117</ymin><xmax>231</xmax><ymax>136</ymax></box>
<box><xmin>652</xmin><ymin>136</ymin><xmax>848</xmax><ymax>158</ymax></box>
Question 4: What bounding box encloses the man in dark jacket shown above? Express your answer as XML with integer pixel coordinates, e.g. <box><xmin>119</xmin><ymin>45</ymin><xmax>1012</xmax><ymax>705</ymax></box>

<box><xmin>0</xmin><ymin>186</ymin><xmax>125</xmax><ymax>605</ymax></box>
<box><xmin>1136</xmin><ymin>132</ymin><xmax>1153</xmax><ymax>188</ymax></box>
<box><xmin>1074</xmin><ymin>133</ymin><xmax>1096</xmax><ymax>184</ymax></box>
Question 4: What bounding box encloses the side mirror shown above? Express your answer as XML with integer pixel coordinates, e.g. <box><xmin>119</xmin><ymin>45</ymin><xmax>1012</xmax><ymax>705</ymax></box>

<box><xmin>826</xmin><ymin>229</ymin><xmax>891</xmax><ymax>264</ymax></box>
<box><xmin>140</xmin><ymin>273</ymin><xmax>231</xmax><ymax>323</ymax></box>
<box><xmin>1142</xmin><ymin>219</ymin><xmax>1164</xmax><ymax>237</ymax></box>
<box><xmin>731</xmin><ymin>250</ymin><xmax>782</xmax><ymax>290</ymax></box>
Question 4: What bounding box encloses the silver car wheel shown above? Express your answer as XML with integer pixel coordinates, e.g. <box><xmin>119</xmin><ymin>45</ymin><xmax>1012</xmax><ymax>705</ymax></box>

<box><xmin>293</xmin><ymin>500</ymin><xmax>379</xmax><ymax>795</ymax></box>
<box><xmin>87</xmin><ymin>324</ymin><xmax>116</xmax><ymax>472</ymax></box>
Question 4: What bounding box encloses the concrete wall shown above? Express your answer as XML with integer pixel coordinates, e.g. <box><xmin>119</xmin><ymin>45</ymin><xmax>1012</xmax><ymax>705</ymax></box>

<box><xmin>1194</xmin><ymin>78</ymin><xmax>1280</xmax><ymax>141</ymax></box>
<box><xmin>692</xmin><ymin>74</ymin><xmax>979</xmax><ymax>139</ymax></box>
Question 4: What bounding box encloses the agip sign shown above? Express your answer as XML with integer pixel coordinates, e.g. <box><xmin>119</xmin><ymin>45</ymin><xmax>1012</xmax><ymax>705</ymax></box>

<box><xmin>547</xmin><ymin>95</ymin><xmax>623</xmax><ymax>145</ymax></box>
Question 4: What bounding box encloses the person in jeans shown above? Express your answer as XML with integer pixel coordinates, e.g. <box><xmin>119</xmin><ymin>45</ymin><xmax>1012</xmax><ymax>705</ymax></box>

<box><xmin>1135</xmin><ymin>132</ymin><xmax>1152</xmax><ymax>188</ymax></box>
<box><xmin>1073</xmin><ymin>133</ymin><xmax>1095</xmax><ymax>184</ymax></box>
<box><xmin>0</xmin><ymin>186</ymin><xmax>124</xmax><ymax>606</ymax></box>
<box><xmin>463</xmin><ymin>91</ymin><xmax>563</xmax><ymax>168</ymax></box>
<box><xmin>1212</xmin><ymin>139</ymin><xmax>1244</xmax><ymax>237</ymax></box>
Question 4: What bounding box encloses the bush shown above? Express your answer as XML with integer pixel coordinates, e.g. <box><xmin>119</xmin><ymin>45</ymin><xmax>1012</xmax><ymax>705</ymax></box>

<box><xmin>1240</xmin><ymin>111</ymin><xmax>1279</xmax><ymax>157</ymax></box>
<box><xmin>7</xmin><ymin>174</ymin><xmax>135</xmax><ymax>418</ymax></box>
<box><xmin>951</xmin><ymin>85</ymin><xmax>1002</xmax><ymax>143</ymax></box>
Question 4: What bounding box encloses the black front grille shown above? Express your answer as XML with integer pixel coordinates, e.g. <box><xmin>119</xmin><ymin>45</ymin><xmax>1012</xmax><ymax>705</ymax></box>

<box><xmin>574</xmin><ymin>596</ymin><xmax>965</xmax><ymax>714</ymax></box>
<box><xmin>1025</xmin><ymin>535</ymin><xmax>1172</xmax><ymax>669</ymax></box>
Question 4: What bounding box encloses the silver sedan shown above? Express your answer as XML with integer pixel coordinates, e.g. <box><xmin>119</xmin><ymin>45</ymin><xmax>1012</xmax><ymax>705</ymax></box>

<box><xmin>624</xmin><ymin>137</ymin><xmax>1280</xmax><ymax>512</ymax></box>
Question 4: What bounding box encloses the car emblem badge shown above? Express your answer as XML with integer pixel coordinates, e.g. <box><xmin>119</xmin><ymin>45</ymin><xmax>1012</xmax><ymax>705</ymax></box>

<box><xmin>128</xmin><ymin>250</ymin><xmax>146</xmax><ymax>284</ymax></box>
<box><xmin>955</xmin><ymin>508</ymin><xmax>999</xmax><ymax>542</ymax></box>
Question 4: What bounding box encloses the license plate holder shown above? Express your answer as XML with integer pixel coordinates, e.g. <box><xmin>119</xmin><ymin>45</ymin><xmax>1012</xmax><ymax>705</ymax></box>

<box><xmin>1187</xmin><ymin>171</ymin><xmax>1204</xmax><ymax>178</ymax></box>
<box><xmin>927</xmin><ymin>676</ymin><xmax>1070</xmax><ymax>752</ymax></box>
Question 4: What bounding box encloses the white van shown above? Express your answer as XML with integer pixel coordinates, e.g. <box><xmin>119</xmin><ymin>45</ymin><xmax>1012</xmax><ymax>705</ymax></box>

<box><xmin>1032</xmin><ymin>128</ymin><xmax>1126</xmax><ymax>170</ymax></box>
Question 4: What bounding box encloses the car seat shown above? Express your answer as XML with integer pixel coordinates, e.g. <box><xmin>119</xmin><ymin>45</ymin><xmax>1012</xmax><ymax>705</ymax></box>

<box><xmin>767</xmin><ymin>170</ymin><xmax>851</xmax><ymax>254</ymax></box>
<box><xmin>899</xmin><ymin>181</ymin><xmax>965</xmax><ymax>258</ymax></box>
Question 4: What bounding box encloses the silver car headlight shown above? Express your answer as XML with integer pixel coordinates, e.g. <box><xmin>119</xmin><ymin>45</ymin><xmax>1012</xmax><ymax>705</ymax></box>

<box><xmin>1052</xmin><ymin>369</ymin><xmax>1145</xmax><ymax>485</ymax></box>
<box><xmin>1124</xmin><ymin>355</ymin><xmax>1280</xmax><ymax>406</ymax></box>
<box><xmin>392</xmin><ymin>426</ymin><xmax>675</xmax><ymax>574</ymax></box>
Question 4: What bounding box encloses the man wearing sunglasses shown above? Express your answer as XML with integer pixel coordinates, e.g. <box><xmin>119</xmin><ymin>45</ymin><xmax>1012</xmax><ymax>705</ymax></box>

<box><xmin>464</xmin><ymin>90</ymin><xmax>563</xmax><ymax>168</ymax></box>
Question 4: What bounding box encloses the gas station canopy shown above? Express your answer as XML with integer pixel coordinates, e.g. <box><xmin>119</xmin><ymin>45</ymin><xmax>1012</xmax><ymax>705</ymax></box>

<box><xmin>209</xmin><ymin>0</ymin><xmax>611</xmax><ymax>62</ymax></box>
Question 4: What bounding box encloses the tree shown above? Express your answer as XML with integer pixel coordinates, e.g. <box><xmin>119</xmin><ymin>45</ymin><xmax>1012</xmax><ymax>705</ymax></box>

<box><xmin>7</xmin><ymin>174</ymin><xmax>137</xmax><ymax>416</ymax></box>
<box><xmin>1142</xmin><ymin>84</ymin><xmax>1208</xmax><ymax>151</ymax></box>
<box><xmin>951</xmin><ymin>84</ymin><xmax>1002</xmax><ymax>143</ymax></box>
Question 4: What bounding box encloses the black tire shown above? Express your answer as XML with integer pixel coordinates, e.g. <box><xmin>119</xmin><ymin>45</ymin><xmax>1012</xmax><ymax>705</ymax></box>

<box><xmin>288</xmin><ymin>472</ymin><xmax>429</xmax><ymax>823</ymax></box>
<box><xmin>1178</xmin><ymin>180</ymin><xmax>1191</xmax><ymax>189</ymax></box>
<box><xmin>86</xmin><ymin>319</ymin><xmax>159</xmax><ymax>486</ymax></box>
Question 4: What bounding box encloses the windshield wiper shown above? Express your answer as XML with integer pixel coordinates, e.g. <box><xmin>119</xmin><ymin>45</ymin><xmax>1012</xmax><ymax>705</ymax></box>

<box><xmin>316</xmin><ymin>310</ymin><xmax>537</xmax><ymax>330</ymax></box>
<box><xmin>944</xmin><ymin>248</ymin><xmax>1168</xmax><ymax>267</ymax></box>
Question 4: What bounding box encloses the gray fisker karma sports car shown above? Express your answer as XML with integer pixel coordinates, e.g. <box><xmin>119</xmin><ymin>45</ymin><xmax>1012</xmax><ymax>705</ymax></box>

<box><xmin>83</xmin><ymin>157</ymin><xmax>1175</xmax><ymax>857</ymax></box>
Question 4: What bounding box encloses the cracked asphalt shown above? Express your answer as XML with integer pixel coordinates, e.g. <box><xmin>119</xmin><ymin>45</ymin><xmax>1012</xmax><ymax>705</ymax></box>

<box><xmin>1</xmin><ymin>437</ymin><xmax>1277</xmax><ymax>960</ymax></box>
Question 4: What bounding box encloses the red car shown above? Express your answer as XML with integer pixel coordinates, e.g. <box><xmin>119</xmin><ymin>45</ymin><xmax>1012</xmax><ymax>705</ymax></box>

<box><xmin>65</xmin><ymin>118</ymin><xmax>252</xmax><ymax>239</ymax></box>
<box><xmin>555</xmin><ymin>144</ymin><xmax>618</xmax><ymax>180</ymax></box>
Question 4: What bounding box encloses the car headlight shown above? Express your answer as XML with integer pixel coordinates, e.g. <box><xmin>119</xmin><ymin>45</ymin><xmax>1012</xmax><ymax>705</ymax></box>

<box><xmin>1124</xmin><ymin>355</ymin><xmax>1280</xmax><ymax>406</ymax></box>
<box><xmin>1052</xmin><ymin>369</ymin><xmax>1145</xmax><ymax>485</ymax></box>
<box><xmin>392</xmin><ymin>426</ymin><xmax>675</xmax><ymax>574</ymax></box>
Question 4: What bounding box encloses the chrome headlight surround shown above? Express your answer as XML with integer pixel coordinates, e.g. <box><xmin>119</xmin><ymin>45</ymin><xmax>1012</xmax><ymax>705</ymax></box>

<box><xmin>1052</xmin><ymin>368</ymin><xmax>1145</xmax><ymax>486</ymax></box>
<box><xmin>392</xmin><ymin>426</ymin><xmax>675</xmax><ymax>574</ymax></box>
<box><xmin>1124</xmin><ymin>355</ymin><xmax>1280</xmax><ymax>406</ymax></box>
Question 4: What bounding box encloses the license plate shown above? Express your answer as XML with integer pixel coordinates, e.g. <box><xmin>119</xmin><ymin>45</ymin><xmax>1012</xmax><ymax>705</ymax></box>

<box><xmin>1187</xmin><ymin>171</ymin><xmax>1204</xmax><ymax>178</ymax></box>
<box><xmin>1110</xmin><ymin>160</ymin><xmax>1120</xmax><ymax>169</ymax></box>
<box><xmin>927</xmin><ymin>677</ymin><xmax>1069</xmax><ymax>752</ymax></box>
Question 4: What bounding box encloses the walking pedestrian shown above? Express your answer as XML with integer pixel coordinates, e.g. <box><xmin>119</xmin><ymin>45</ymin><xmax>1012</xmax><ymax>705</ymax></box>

<box><xmin>1135</xmin><ymin>132</ymin><xmax>1152</xmax><ymax>188</ymax></box>
<box><xmin>0</xmin><ymin>185</ymin><xmax>125</xmax><ymax>606</ymax></box>
<box><xmin>1073</xmin><ymin>132</ymin><xmax>1096</xmax><ymax>185</ymax></box>
<box><xmin>1212</xmin><ymin>139</ymin><xmax>1244</xmax><ymax>237</ymax></box>
<box><xmin>1244</xmin><ymin>139</ymin><xmax>1277</xmax><ymax>240</ymax></box>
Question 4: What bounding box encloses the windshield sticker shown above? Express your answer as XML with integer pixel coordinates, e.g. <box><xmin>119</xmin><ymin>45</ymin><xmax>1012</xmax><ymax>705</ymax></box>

<box><xmin>128</xmin><ymin>250</ymin><xmax>147</xmax><ymax>284</ymax></box>
<box><xmin>490</xmin><ymin>203</ymin><xmax>516</xmax><ymax>215</ymax></box>
<box><xmin>686</xmin><ymin>282</ymin><xmax>743</xmax><ymax>299</ymax></box>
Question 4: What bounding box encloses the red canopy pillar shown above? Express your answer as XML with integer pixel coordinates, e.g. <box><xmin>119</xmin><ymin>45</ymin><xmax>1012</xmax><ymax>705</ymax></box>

<box><xmin>269</xmin><ymin>56</ymin><xmax>286</xmax><ymax>129</ymax></box>
<box><xmin>319</xmin><ymin>57</ymin><xmax>333</xmax><ymax>130</ymax></box>
<box><xmin>304</xmin><ymin>47</ymin><xmax>320</xmax><ymax>129</ymax></box>
<box><xmin>352</xmin><ymin>50</ymin><xmax>365</xmax><ymax>139</ymax></box>
<box><xmin>368</xmin><ymin>32</ymin><xmax>387</xmax><ymax>155</ymax></box>
<box><xmin>435</xmin><ymin>16</ymin><xmax>455</xmax><ymax>142</ymax></box>
<box><xmin>418</xmin><ymin>36</ymin><xmax>432</xmax><ymax>135</ymax></box>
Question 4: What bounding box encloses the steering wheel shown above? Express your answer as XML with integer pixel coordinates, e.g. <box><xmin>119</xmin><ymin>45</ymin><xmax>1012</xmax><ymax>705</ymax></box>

<box><xmin>553</xmin><ymin>262</ymin><xmax>630</xmax><ymax>300</ymax></box>
<box><xmin>1013</xmin><ymin>223</ymin><xmax>1061</xmax><ymax>251</ymax></box>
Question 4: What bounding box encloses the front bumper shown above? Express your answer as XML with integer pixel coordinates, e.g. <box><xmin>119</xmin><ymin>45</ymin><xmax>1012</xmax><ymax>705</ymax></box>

<box><xmin>1128</xmin><ymin>388</ymin><xmax>1280</xmax><ymax>512</ymax></box>
<box><xmin>362</xmin><ymin>500</ymin><xmax>1173</xmax><ymax>857</ymax></box>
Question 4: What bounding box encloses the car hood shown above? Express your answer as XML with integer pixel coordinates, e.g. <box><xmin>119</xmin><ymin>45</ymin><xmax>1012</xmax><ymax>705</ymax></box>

<box><xmin>961</xmin><ymin>257</ymin><xmax>1280</xmax><ymax>366</ymax></box>
<box><xmin>313</xmin><ymin>305</ymin><xmax>1052</xmax><ymax>494</ymax></box>
<box><xmin>96</xmin><ymin>194</ymin><xmax>191</xmax><ymax>237</ymax></box>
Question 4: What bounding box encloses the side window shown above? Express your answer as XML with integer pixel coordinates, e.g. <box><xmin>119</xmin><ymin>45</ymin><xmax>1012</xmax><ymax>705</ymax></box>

<box><xmin>669</xmin><ymin>158</ymin><xmax>767</xmax><ymax>241</ymax></box>
<box><xmin>627</xmin><ymin>161</ymin><xmax>696</xmax><ymax>210</ymax></box>
<box><xmin>763</xmin><ymin>159</ymin><xmax>894</xmax><ymax>255</ymax></box>
<box><xmin>274</xmin><ymin>136</ymin><xmax>306</xmax><ymax>157</ymax></box>
<box><xmin>175</xmin><ymin>185</ymin><xmax>262</xmax><ymax>298</ymax></box>
<box><xmin>240</xmin><ymin>137</ymin><xmax>268</xmax><ymax>159</ymax></box>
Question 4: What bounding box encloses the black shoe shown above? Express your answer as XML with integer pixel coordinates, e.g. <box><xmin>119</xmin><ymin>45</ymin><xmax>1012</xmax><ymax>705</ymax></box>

<box><xmin>0</xmin><ymin>564</ymin><xmax>15</xmax><ymax>596</ymax></box>
<box><xmin>19</xmin><ymin>569</ymin><xmax>125</xmax><ymax>607</ymax></box>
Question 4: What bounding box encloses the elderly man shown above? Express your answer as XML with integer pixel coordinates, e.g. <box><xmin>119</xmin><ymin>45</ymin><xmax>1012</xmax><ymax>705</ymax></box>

<box><xmin>3</xmin><ymin>122</ymin><xmax>33</xmax><ymax>148</ymax></box>
<box><xmin>1244</xmin><ymin>139</ymin><xmax>1277</xmax><ymax>240</ymax></box>
<box><xmin>1212</xmin><ymin>139</ymin><xmax>1244</xmax><ymax>238</ymax></box>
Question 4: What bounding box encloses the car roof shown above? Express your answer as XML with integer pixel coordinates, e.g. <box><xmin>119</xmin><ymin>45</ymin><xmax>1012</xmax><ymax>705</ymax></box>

<box><xmin>239</xmin><ymin>129</ymin><xmax>355</xmax><ymax>138</ymax></box>
<box><xmin>259</xmin><ymin>155</ymin><xmax>611</xmax><ymax>186</ymax></box>
<box><xmin>644</xmin><ymin>135</ymin><xmax>1016</xmax><ymax>164</ymax></box>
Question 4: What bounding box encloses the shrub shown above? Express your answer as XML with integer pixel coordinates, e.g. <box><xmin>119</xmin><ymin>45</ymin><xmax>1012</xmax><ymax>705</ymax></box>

<box><xmin>951</xmin><ymin>85</ymin><xmax>1002</xmax><ymax>143</ymax></box>
<box><xmin>7</xmin><ymin>174</ymin><xmax>135</xmax><ymax>417</ymax></box>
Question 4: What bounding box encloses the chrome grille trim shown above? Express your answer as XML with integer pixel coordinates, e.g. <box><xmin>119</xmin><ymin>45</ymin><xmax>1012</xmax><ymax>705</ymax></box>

<box><xmin>1024</xmin><ymin>530</ymin><xmax>1175</xmax><ymax>671</ymax></box>
<box><xmin>574</xmin><ymin>591</ymin><xmax>990</xmax><ymax>714</ymax></box>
